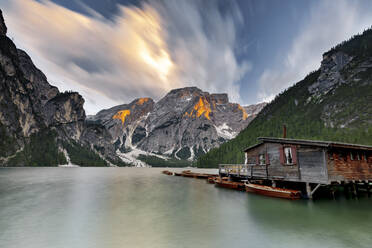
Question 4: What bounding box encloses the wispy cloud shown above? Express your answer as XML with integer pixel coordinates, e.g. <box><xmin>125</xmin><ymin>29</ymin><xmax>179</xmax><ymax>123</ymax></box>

<box><xmin>1</xmin><ymin>0</ymin><xmax>249</xmax><ymax>114</ymax></box>
<box><xmin>257</xmin><ymin>0</ymin><xmax>372</xmax><ymax>103</ymax></box>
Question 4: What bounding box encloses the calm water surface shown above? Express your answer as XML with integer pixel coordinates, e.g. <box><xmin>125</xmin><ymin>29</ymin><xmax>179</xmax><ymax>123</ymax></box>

<box><xmin>0</xmin><ymin>168</ymin><xmax>371</xmax><ymax>248</ymax></box>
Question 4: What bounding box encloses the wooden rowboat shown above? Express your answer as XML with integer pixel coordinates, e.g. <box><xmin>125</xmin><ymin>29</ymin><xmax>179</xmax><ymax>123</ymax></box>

<box><xmin>214</xmin><ymin>179</ymin><xmax>245</xmax><ymax>191</ymax></box>
<box><xmin>245</xmin><ymin>183</ymin><xmax>301</xmax><ymax>199</ymax></box>
<box><xmin>181</xmin><ymin>172</ymin><xmax>196</xmax><ymax>178</ymax></box>
<box><xmin>174</xmin><ymin>172</ymin><xmax>182</xmax><ymax>176</ymax></box>
<box><xmin>162</xmin><ymin>170</ymin><xmax>173</xmax><ymax>176</ymax></box>
<box><xmin>195</xmin><ymin>174</ymin><xmax>210</xmax><ymax>179</ymax></box>
<box><xmin>207</xmin><ymin>177</ymin><xmax>216</xmax><ymax>184</ymax></box>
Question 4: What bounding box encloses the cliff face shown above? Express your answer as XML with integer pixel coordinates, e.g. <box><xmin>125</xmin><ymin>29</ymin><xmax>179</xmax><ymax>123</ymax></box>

<box><xmin>89</xmin><ymin>87</ymin><xmax>265</xmax><ymax>165</ymax></box>
<box><xmin>0</xmin><ymin>10</ymin><xmax>118</xmax><ymax>166</ymax></box>
<box><xmin>0</xmin><ymin>16</ymin><xmax>85</xmax><ymax>138</ymax></box>
<box><xmin>307</xmin><ymin>51</ymin><xmax>372</xmax><ymax>129</ymax></box>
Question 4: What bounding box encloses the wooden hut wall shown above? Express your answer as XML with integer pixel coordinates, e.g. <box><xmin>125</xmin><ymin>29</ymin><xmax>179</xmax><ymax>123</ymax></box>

<box><xmin>245</xmin><ymin>143</ymin><xmax>328</xmax><ymax>183</ymax></box>
<box><xmin>327</xmin><ymin>149</ymin><xmax>372</xmax><ymax>181</ymax></box>
<box><xmin>297</xmin><ymin>146</ymin><xmax>328</xmax><ymax>184</ymax></box>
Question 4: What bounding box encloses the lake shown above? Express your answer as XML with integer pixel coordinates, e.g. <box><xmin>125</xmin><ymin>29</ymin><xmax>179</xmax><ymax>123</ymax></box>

<box><xmin>0</xmin><ymin>168</ymin><xmax>371</xmax><ymax>248</ymax></box>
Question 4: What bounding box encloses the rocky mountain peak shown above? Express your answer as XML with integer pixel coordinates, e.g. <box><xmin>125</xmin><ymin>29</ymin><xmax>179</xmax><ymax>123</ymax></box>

<box><xmin>210</xmin><ymin>93</ymin><xmax>229</xmax><ymax>104</ymax></box>
<box><xmin>90</xmin><ymin>85</ymin><xmax>267</xmax><ymax>165</ymax></box>
<box><xmin>167</xmin><ymin>86</ymin><xmax>203</xmax><ymax>96</ymax></box>
<box><xmin>308</xmin><ymin>51</ymin><xmax>353</xmax><ymax>96</ymax></box>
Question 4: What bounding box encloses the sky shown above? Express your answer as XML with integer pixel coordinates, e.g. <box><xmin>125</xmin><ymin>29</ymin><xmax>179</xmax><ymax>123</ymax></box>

<box><xmin>1</xmin><ymin>0</ymin><xmax>372</xmax><ymax>114</ymax></box>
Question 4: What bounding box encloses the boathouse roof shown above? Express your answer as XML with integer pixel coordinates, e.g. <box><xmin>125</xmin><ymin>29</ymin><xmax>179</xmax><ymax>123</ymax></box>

<box><xmin>243</xmin><ymin>137</ymin><xmax>372</xmax><ymax>152</ymax></box>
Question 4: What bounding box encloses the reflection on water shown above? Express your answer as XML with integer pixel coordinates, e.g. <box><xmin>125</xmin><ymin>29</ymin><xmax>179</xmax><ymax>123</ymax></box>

<box><xmin>0</xmin><ymin>168</ymin><xmax>371</xmax><ymax>248</ymax></box>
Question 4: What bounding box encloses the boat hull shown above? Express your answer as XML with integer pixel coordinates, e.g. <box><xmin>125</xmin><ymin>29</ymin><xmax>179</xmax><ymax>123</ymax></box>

<box><xmin>215</xmin><ymin>180</ymin><xmax>245</xmax><ymax>191</ymax></box>
<box><xmin>245</xmin><ymin>184</ymin><xmax>301</xmax><ymax>199</ymax></box>
<box><xmin>207</xmin><ymin>177</ymin><xmax>216</xmax><ymax>184</ymax></box>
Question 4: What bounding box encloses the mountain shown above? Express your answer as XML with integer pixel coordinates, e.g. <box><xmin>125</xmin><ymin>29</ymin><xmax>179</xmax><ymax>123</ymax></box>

<box><xmin>88</xmin><ymin>87</ymin><xmax>266</xmax><ymax>166</ymax></box>
<box><xmin>197</xmin><ymin>27</ymin><xmax>372</xmax><ymax>167</ymax></box>
<box><xmin>0</xmin><ymin>10</ymin><xmax>124</xmax><ymax>167</ymax></box>
<box><xmin>0</xmin><ymin>10</ymin><xmax>265</xmax><ymax>167</ymax></box>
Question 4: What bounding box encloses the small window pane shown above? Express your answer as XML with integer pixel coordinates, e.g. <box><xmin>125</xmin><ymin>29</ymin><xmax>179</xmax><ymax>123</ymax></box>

<box><xmin>284</xmin><ymin>147</ymin><xmax>293</xmax><ymax>164</ymax></box>
<box><xmin>259</xmin><ymin>154</ymin><xmax>265</xmax><ymax>165</ymax></box>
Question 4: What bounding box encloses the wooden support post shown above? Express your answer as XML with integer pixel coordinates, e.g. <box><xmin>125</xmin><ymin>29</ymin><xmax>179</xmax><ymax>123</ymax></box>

<box><xmin>311</xmin><ymin>184</ymin><xmax>321</xmax><ymax>197</ymax></box>
<box><xmin>306</xmin><ymin>182</ymin><xmax>312</xmax><ymax>199</ymax></box>
<box><xmin>366</xmin><ymin>182</ymin><xmax>371</xmax><ymax>197</ymax></box>
<box><xmin>329</xmin><ymin>185</ymin><xmax>335</xmax><ymax>200</ymax></box>
<box><xmin>272</xmin><ymin>180</ymin><xmax>276</xmax><ymax>188</ymax></box>
<box><xmin>331</xmin><ymin>188</ymin><xmax>335</xmax><ymax>199</ymax></box>
<box><xmin>343</xmin><ymin>183</ymin><xmax>349</xmax><ymax>198</ymax></box>
<box><xmin>352</xmin><ymin>183</ymin><xmax>357</xmax><ymax>198</ymax></box>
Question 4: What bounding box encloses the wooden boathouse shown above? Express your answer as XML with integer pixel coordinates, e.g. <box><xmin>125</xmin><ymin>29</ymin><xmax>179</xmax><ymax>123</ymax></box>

<box><xmin>219</xmin><ymin>137</ymin><xmax>372</xmax><ymax>198</ymax></box>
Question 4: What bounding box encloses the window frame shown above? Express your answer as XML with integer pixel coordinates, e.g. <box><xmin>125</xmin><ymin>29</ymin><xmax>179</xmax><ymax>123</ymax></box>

<box><xmin>259</xmin><ymin>154</ymin><xmax>266</xmax><ymax>165</ymax></box>
<box><xmin>284</xmin><ymin>147</ymin><xmax>293</xmax><ymax>165</ymax></box>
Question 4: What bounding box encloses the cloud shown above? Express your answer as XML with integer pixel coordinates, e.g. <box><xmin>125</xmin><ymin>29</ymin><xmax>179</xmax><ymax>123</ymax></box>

<box><xmin>257</xmin><ymin>0</ymin><xmax>372</xmax><ymax>103</ymax></box>
<box><xmin>1</xmin><ymin>0</ymin><xmax>249</xmax><ymax>114</ymax></box>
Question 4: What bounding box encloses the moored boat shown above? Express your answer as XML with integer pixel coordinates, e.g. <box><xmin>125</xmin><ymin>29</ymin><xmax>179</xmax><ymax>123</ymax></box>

<box><xmin>181</xmin><ymin>172</ymin><xmax>196</xmax><ymax>178</ymax></box>
<box><xmin>214</xmin><ymin>179</ymin><xmax>245</xmax><ymax>191</ymax></box>
<box><xmin>195</xmin><ymin>174</ymin><xmax>210</xmax><ymax>179</ymax></box>
<box><xmin>245</xmin><ymin>183</ymin><xmax>301</xmax><ymax>199</ymax></box>
<box><xmin>162</xmin><ymin>170</ymin><xmax>173</xmax><ymax>175</ymax></box>
<box><xmin>174</xmin><ymin>172</ymin><xmax>182</xmax><ymax>176</ymax></box>
<box><xmin>207</xmin><ymin>176</ymin><xmax>216</xmax><ymax>184</ymax></box>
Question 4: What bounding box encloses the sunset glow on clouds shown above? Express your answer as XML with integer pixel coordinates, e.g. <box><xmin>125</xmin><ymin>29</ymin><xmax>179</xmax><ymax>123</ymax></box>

<box><xmin>2</xmin><ymin>0</ymin><xmax>248</xmax><ymax>114</ymax></box>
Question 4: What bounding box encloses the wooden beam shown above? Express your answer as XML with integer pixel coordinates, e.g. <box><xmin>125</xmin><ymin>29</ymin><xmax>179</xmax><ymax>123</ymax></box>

<box><xmin>311</xmin><ymin>184</ymin><xmax>322</xmax><ymax>196</ymax></box>
<box><xmin>352</xmin><ymin>183</ymin><xmax>357</xmax><ymax>198</ymax></box>
<box><xmin>306</xmin><ymin>182</ymin><xmax>312</xmax><ymax>199</ymax></box>
<box><xmin>366</xmin><ymin>182</ymin><xmax>370</xmax><ymax>197</ymax></box>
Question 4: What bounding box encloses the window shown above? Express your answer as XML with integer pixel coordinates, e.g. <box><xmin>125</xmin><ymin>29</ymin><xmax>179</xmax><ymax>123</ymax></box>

<box><xmin>259</xmin><ymin>154</ymin><xmax>266</xmax><ymax>165</ymax></box>
<box><xmin>279</xmin><ymin>146</ymin><xmax>297</xmax><ymax>165</ymax></box>
<box><xmin>284</xmin><ymin>147</ymin><xmax>293</xmax><ymax>165</ymax></box>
